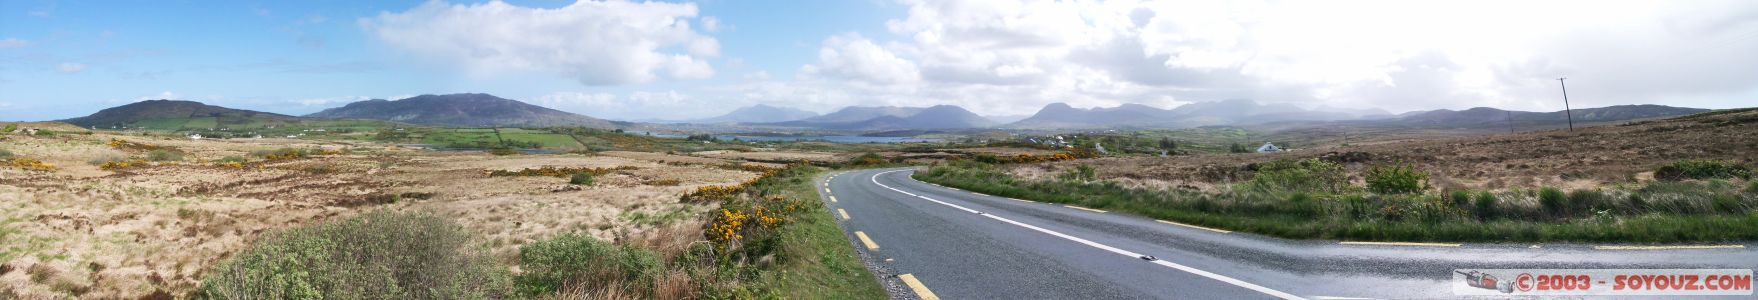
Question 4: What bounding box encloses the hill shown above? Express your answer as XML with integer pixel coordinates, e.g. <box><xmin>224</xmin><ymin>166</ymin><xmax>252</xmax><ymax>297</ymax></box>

<box><xmin>307</xmin><ymin>93</ymin><xmax>615</xmax><ymax>128</ymax></box>
<box><xmin>762</xmin><ymin>105</ymin><xmax>994</xmax><ymax>130</ymax></box>
<box><xmin>1008</xmin><ymin>99</ymin><xmax>1331</xmax><ymax>129</ymax></box>
<box><xmin>1389</xmin><ymin>104</ymin><xmax>1709</xmax><ymax>128</ymax></box>
<box><xmin>60</xmin><ymin>100</ymin><xmax>300</xmax><ymax>130</ymax></box>
<box><xmin>690</xmin><ymin>104</ymin><xmax>819</xmax><ymax>124</ymax></box>
<box><xmin>1006</xmin><ymin>100</ymin><xmax>1707</xmax><ymax>130</ymax></box>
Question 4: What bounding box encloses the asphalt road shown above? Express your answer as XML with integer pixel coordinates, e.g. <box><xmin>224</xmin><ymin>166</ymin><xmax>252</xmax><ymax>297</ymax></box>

<box><xmin>818</xmin><ymin>168</ymin><xmax>1758</xmax><ymax>299</ymax></box>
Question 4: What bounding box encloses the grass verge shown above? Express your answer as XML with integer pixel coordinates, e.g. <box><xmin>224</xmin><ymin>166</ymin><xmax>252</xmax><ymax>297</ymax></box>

<box><xmin>914</xmin><ymin>161</ymin><xmax>1758</xmax><ymax>243</ymax></box>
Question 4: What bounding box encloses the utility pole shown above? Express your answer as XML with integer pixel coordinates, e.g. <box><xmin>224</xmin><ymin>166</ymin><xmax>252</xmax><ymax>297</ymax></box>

<box><xmin>1506</xmin><ymin>109</ymin><xmax>1515</xmax><ymax>134</ymax></box>
<box><xmin>1557</xmin><ymin>77</ymin><xmax>1574</xmax><ymax>131</ymax></box>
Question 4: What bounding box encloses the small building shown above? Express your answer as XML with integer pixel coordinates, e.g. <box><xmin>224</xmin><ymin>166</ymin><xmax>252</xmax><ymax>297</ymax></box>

<box><xmin>1256</xmin><ymin>142</ymin><xmax>1281</xmax><ymax>153</ymax></box>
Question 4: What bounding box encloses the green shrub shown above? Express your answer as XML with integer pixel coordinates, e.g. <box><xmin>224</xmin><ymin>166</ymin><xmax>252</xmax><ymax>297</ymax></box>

<box><xmin>848</xmin><ymin>152</ymin><xmax>886</xmax><ymax>166</ymax></box>
<box><xmin>1248</xmin><ymin>159</ymin><xmax>1348</xmax><ymax>193</ymax></box>
<box><xmin>197</xmin><ymin>210</ymin><xmax>510</xmax><ymax>299</ymax></box>
<box><xmin>1057</xmin><ymin>164</ymin><xmax>1097</xmax><ymax>182</ymax></box>
<box><xmin>514</xmin><ymin>233</ymin><xmax>659</xmax><ymax>297</ymax></box>
<box><xmin>1</xmin><ymin>123</ymin><xmax>15</xmax><ymax>133</ymax></box>
<box><xmin>569</xmin><ymin>173</ymin><xmax>594</xmax><ymax>185</ymax></box>
<box><xmin>1228</xmin><ymin>143</ymin><xmax>1251</xmax><ymax>153</ymax></box>
<box><xmin>1625</xmin><ymin>194</ymin><xmax>1648</xmax><ymax>213</ymax></box>
<box><xmin>146</xmin><ymin>149</ymin><xmax>182</xmax><ymax>161</ymax></box>
<box><xmin>1713</xmin><ymin>194</ymin><xmax>1744</xmax><ymax>213</ymax></box>
<box><xmin>489</xmin><ymin>148</ymin><xmax>521</xmax><ymax>156</ymax></box>
<box><xmin>1449</xmin><ymin>190</ymin><xmax>1471</xmax><ymax>208</ymax></box>
<box><xmin>1366</xmin><ymin>162</ymin><xmax>1428</xmax><ymax>194</ymax></box>
<box><xmin>1746</xmin><ymin>181</ymin><xmax>1758</xmax><ymax>194</ymax></box>
<box><xmin>1473</xmin><ymin>191</ymin><xmax>1498</xmax><ymax>220</ymax></box>
<box><xmin>219</xmin><ymin>156</ymin><xmax>248</xmax><ymax>163</ymax></box>
<box><xmin>0</xmin><ymin>149</ymin><xmax>12</xmax><ymax>158</ymax></box>
<box><xmin>1539</xmin><ymin>187</ymin><xmax>1566</xmax><ymax>217</ymax></box>
<box><xmin>972</xmin><ymin>154</ymin><xmax>1002</xmax><ymax>164</ymax></box>
<box><xmin>1568</xmin><ymin>189</ymin><xmax>1610</xmax><ymax>213</ymax></box>
<box><xmin>1655</xmin><ymin>160</ymin><xmax>1753</xmax><ymax>181</ymax></box>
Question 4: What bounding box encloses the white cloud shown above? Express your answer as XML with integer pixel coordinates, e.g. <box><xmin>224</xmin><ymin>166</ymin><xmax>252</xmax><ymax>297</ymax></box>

<box><xmin>362</xmin><ymin>0</ymin><xmax>720</xmax><ymax>85</ymax></box>
<box><xmin>701</xmin><ymin>16</ymin><xmax>720</xmax><ymax>32</ymax></box>
<box><xmin>800</xmin><ymin>33</ymin><xmax>920</xmax><ymax>85</ymax></box>
<box><xmin>0</xmin><ymin>38</ymin><xmax>28</xmax><ymax>49</ymax></box>
<box><xmin>783</xmin><ymin>0</ymin><xmax>1758</xmax><ymax>114</ymax></box>
<box><xmin>538</xmin><ymin>92</ymin><xmax>620</xmax><ymax>108</ymax></box>
<box><xmin>56</xmin><ymin>62</ymin><xmax>86</xmax><ymax>73</ymax></box>
<box><xmin>123</xmin><ymin>91</ymin><xmax>178</xmax><ymax>103</ymax></box>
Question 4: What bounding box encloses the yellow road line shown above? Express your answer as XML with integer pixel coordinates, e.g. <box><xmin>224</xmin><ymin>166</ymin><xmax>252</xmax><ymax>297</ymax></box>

<box><xmin>838</xmin><ymin>209</ymin><xmax>850</xmax><ymax>220</ymax></box>
<box><xmin>830</xmin><ymin>195</ymin><xmax>838</xmax><ymax>203</ymax></box>
<box><xmin>898</xmin><ymin>274</ymin><xmax>940</xmax><ymax>300</ymax></box>
<box><xmin>1156</xmin><ymin>220</ymin><xmax>1232</xmax><ymax>234</ymax></box>
<box><xmin>1064</xmin><ymin>205</ymin><xmax>1107</xmax><ymax>213</ymax></box>
<box><xmin>855</xmin><ymin>231</ymin><xmax>879</xmax><ymax>250</ymax></box>
<box><xmin>1339</xmin><ymin>241</ymin><xmax>1462</xmax><ymax>247</ymax></box>
<box><xmin>1594</xmin><ymin>245</ymin><xmax>1745</xmax><ymax>250</ymax></box>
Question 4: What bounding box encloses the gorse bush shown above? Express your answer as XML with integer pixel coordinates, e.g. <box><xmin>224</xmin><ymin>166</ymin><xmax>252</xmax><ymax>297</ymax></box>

<box><xmin>570</xmin><ymin>172</ymin><xmax>594</xmax><ymax>185</ymax></box>
<box><xmin>1248</xmin><ymin>159</ymin><xmax>1348</xmax><ymax>193</ymax></box>
<box><xmin>1655</xmin><ymin>159</ymin><xmax>1752</xmax><ymax>181</ymax></box>
<box><xmin>197</xmin><ymin>210</ymin><xmax>510</xmax><ymax>299</ymax></box>
<box><xmin>514</xmin><ymin>233</ymin><xmax>659</xmax><ymax>297</ymax></box>
<box><xmin>1366</xmin><ymin>162</ymin><xmax>1428</xmax><ymax>194</ymax></box>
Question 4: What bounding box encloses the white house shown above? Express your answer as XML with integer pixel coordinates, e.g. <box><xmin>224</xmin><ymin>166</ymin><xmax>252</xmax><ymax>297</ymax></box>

<box><xmin>1256</xmin><ymin>142</ymin><xmax>1281</xmax><ymax>153</ymax></box>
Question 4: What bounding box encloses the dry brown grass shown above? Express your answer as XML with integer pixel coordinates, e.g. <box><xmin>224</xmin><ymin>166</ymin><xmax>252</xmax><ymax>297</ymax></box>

<box><xmin>0</xmin><ymin>129</ymin><xmax>762</xmax><ymax>299</ymax></box>
<box><xmin>1021</xmin><ymin>109</ymin><xmax>1758</xmax><ymax>192</ymax></box>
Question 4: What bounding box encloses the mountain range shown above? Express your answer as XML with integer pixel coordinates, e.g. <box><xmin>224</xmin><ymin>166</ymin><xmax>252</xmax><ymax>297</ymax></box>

<box><xmin>687</xmin><ymin>104</ymin><xmax>820</xmax><ymax>124</ymax></box>
<box><xmin>764</xmin><ymin>105</ymin><xmax>997</xmax><ymax>130</ymax></box>
<box><xmin>52</xmin><ymin>93</ymin><xmax>1713</xmax><ymax>133</ymax></box>
<box><xmin>306</xmin><ymin>93</ymin><xmax>615</xmax><ymax>128</ymax></box>
<box><xmin>1005</xmin><ymin>99</ymin><xmax>1393</xmax><ymax>129</ymax></box>
<box><xmin>61</xmin><ymin>100</ymin><xmax>299</xmax><ymax>129</ymax></box>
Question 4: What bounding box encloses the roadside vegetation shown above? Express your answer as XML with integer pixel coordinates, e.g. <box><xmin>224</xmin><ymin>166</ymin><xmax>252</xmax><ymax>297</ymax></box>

<box><xmin>915</xmin><ymin>158</ymin><xmax>1758</xmax><ymax>243</ymax></box>
<box><xmin>193</xmin><ymin>165</ymin><xmax>883</xmax><ymax>299</ymax></box>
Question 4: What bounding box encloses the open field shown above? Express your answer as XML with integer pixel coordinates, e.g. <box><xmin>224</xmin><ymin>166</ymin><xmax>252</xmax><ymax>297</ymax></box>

<box><xmin>915</xmin><ymin>109</ymin><xmax>1758</xmax><ymax>243</ymax></box>
<box><xmin>0</xmin><ymin>125</ymin><xmax>787</xmax><ymax>298</ymax></box>
<box><xmin>1019</xmin><ymin>109</ymin><xmax>1758</xmax><ymax>192</ymax></box>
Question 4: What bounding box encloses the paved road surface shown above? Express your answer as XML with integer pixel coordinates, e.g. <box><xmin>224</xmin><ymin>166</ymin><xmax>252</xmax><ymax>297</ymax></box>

<box><xmin>818</xmin><ymin>168</ymin><xmax>1758</xmax><ymax>299</ymax></box>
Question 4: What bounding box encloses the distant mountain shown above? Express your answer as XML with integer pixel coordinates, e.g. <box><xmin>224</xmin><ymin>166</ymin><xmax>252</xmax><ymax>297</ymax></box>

<box><xmin>1391</xmin><ymin>104</ymin><xmax>1709</xmax><ymax>127</ymax></box>
<box><xmin>1006</xmin><ymin>103</ymin><xmax>1168</xmax><ymax>129</ymax></box>
<box><xmin>983</xmin><ymin>114</ymin><xmax>1032</xmax><ymax>124</ymax></box>
<box><xmin>1009</xmin><ymin>99</ymin><xmax>1336</xmax><ymax>129</ymax></box>
<box><xmin>307</xmin><ymin>93</ymin><xmax>614</xmax><ymax>128</ymax></box>
<box><xmin>690</xmin><ymin>104</ymin><xmax>819</xmax><ymax>124</ymax></box>
<box><xmin>765</xmin><ymin>105</ymin><xmax>992</xmax><ymax>130</ymax></box>
<box><xmin>61</xmin><ymin>100</ymin><xmax>298</xmax><ymax>129</ymax></box>
<box><xmin>792</xmin><ymin>106</ymin><xmax>926</xmax><ymax>124</ymax></box>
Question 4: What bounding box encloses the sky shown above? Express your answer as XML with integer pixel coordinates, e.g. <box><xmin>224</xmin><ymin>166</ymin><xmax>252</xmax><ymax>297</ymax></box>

<box><xmin>2</xmin><ymin>0</ymin><xmax>1756</xmax><ymax>122</ymax></box>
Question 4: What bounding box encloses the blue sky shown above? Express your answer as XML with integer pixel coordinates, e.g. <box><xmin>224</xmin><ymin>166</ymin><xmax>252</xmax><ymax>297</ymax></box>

<box><xmin>0</xmin><ymin>0</ymin><xmax>902</xmax><ymax>121</ymax></box>
<box><xmin>4</xmin><ymin>0</ymin><xmax>1756</xmax><ymax>122</ymax></box>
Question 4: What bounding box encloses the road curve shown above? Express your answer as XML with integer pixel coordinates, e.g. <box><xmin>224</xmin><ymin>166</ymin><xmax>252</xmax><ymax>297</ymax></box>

<box><xmin>818</xmin><ymin>168</ymin><xmax>1758</xmax><ymax>299</ymax></box>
